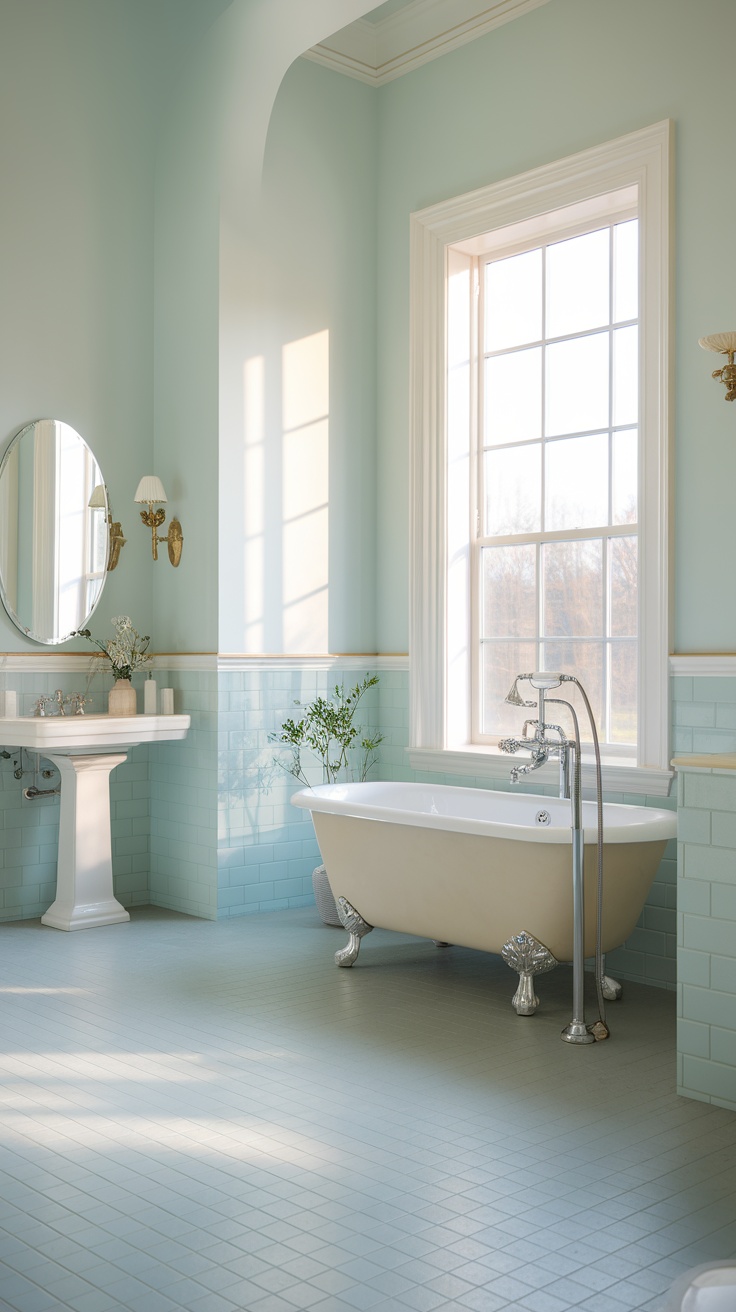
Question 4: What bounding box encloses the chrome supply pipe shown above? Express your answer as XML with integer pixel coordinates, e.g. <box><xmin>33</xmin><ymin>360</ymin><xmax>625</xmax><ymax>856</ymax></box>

<box><xmin>532</xmin><ymin>684</ymin><xmax>592</xmax><ymax>1044</ymax></box>
<box><xmin>502</xmin><ymin>671</ymin><xmax>606</xmax><ymax>1045</ymax></box>
<box><xmin>548</xmin><ymin>697</ymin><xmax>592</xmax><ymax>1046</ymax></box>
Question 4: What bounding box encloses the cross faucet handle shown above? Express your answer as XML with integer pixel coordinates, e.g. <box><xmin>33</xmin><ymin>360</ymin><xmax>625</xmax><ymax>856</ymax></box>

<box><xmin>498</xmin><ymin>738</ymin><xmax>520</xmax><ymax>754</ymax></box>
<box><xmin>33</xmin><ymin>696</ymin><xmax>53</xmax><ymax>717</ymax></box>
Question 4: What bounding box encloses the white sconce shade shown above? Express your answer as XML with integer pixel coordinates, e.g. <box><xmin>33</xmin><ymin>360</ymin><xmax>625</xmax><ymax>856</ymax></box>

<box><xmin>135</xmin><ymin>475</ymin><xmax>182</xmax><ymax>566</ymax></box>
<box><xmin>134</xmin><ymin>476</ymin><xmax>167</xmax><ymax>504</ymax></box>
<box><xmin>88</xmin><ymin>484</ymin><xmax>107</xmax><ymax>509</ymax></box>
<box><xmin>698</xmin><ymin>332</ymin><xmax>736</xmax><ymax>355</ymax></box>
<box><xmin>699</xmin><ymin>332</ymin><xmax>736</xmax><ymax>402</ymax></box>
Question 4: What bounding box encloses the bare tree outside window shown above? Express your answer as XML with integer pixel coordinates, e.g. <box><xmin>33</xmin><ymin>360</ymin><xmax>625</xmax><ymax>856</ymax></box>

<box><xmin>477</xmin><ymin>218</ymin><xmax>639</xmax><ymax>747</ymax></box>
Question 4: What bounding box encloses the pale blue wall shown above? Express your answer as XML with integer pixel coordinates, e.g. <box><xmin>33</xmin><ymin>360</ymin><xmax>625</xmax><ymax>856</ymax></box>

<box><xmin>152</xmin><ymin>0</ymin><xmax>230</xmax><ymax>655</ymax></box>
<box><xmin>373</xmin><ymin>0</ymin><xmax>736</xmax><ymax>654</ymax></box>
<box><xmin>215</xmin><ymin>0</ymin><xmax>381</xmax><ymax>656</ymax></box>
<box><xmin>0</xmin><ymin>0</ymin><xmax>167</xmax><ymax>649</ymax></box>
<box><xmin>229</xmin><ymin>58</ymin><xmax>379</xmax><ymax>656</ymax></box>
<box><xmin>238</xmin><ymin>1</ymin><xmax>736</xmax><ymax>990</ymax></box>
<box><xmin>7</xmin><ymin>0</ymin><xmax>732</xmax><ymax>659</ymax></box>
<box><xmin>2</xmin><ymin>0</ymin><xmax>736</xmax><ymax>981</ymax></box>
<box><xmin>0</xmin><ymin>0</ymin><xmax>232</xmax><ymax>658</ymax></box>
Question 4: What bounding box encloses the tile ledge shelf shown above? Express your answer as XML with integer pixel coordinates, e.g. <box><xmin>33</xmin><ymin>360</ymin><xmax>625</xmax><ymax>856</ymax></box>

<box><xmin>0</xmin><ymin>651</ymin><xmax>731</xmax><ymax>673</ymax></box>
<box><xmin>669</xmin><ymin>654</ymin><xmax>736</xmax><ymax>675</ymax></box>
<box><xmin>672</xmin><ymin>753</ymin><xmax>736</xmax><ymax>771</ymax></box>
<box><xmin>0</xmin><ymin>652</ymin><xmax>409</xmax><ymax>673</ymax></box>
<box><xmin>409</xmin><ymin>746</ymin><xmax>674</xmax><ymax>795</ymax></box>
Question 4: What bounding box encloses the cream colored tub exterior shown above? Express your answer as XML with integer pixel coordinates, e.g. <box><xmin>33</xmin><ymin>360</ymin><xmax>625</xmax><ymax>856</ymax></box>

<box><xmin>292</xmin><ymin>782</ymin><xmax>676</xmax><ymax>962</ymax></box>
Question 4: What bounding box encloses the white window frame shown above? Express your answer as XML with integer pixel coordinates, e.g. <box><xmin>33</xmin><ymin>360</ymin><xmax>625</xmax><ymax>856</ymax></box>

<box><xmin>408</xmin><ymin>122</ymin><xmax>673</xmax><ymax>795</ymax></box>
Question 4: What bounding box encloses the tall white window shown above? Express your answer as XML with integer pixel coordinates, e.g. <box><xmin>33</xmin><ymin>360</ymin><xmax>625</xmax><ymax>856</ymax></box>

<box><xmin>475</xmin><ymin>206</ymin><xmax>639</xmax><ymax>750</ymax></box>
<box><xmin>410</xmin><ymin>124</ymin><xmax>672</xmax><ymax>793</ymax></box>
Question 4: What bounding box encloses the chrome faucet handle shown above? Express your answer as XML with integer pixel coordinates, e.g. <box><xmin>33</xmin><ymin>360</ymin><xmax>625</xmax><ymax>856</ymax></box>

<box><xmin>536</xmin><ymin>721</ymin><xmax>568</xmax><ymax>746</ymax></box>
<box><xmin>498</xmin><ymin>738</ymin><xmax>521</xmax><ymax>754</ymax></box>
<box><xmin>33</xmin><ymin>697</ymin><xmax>52</xmax><ymax>717</ymax></box>
<box><xmin>53</xmin><ymin>689</ymin><xmax>67</xmax><ymax>716</ymax></box>
<box><xmin>68</xmin><ymin>694</ymin><xmax>89</xmax><ymax>716</ymax></box>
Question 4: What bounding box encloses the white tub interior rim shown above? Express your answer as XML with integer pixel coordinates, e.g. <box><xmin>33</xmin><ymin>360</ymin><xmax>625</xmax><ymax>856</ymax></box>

<box><xmin>291</xmin><ymin>781</ymin><xmax>676</xmax><ymax>845</ymax></box>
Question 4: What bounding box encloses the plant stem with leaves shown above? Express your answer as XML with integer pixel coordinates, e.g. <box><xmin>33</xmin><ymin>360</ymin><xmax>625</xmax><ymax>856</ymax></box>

<box><xmin>74</xmin><ymin>616</ymin><xmax>152</xmax><ymax>682</ymax></box>
<box><xmin>270</xmin><ymin>674</ymin><xmax>384</xmax><ymax>786</ymax></box>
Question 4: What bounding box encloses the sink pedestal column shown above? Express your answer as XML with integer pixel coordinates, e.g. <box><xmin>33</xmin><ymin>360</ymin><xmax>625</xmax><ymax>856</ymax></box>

<box><xmin>41</xmin><ymin>752</ymin><xmax>131</xmax><ymax>931</ymax></box>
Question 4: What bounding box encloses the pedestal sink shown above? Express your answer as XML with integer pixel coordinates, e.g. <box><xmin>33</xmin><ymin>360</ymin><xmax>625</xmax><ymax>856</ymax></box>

<box><xmin>0</xmin><ymin>714</ymin><xmax>190</xmax><ymax>930</ymax></box>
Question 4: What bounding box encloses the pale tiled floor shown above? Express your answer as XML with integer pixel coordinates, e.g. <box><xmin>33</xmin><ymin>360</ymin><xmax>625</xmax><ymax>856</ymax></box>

<box><xmin>0</xmin><ymin>908</ymin><xmax>735</xmax><ymax>1312</ymax></box>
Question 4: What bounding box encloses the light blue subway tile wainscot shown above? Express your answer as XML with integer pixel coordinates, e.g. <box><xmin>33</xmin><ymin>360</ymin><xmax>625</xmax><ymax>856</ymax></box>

<box><xmin>674</xmin><ymin>752</ymin><xmax>736</xmax><ymax>1111</ymax></box>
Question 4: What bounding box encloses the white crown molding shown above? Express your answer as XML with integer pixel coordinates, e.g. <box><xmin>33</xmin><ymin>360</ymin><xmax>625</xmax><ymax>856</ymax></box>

<box><xmin>305</xmin><ymin>0</ymin><xmax>552</xmax><ymax>86</ymax></box>
<box><xmin>670</xmin><ymin>654</ymin><xmax>736</xmax><ymax>676</ymax></box>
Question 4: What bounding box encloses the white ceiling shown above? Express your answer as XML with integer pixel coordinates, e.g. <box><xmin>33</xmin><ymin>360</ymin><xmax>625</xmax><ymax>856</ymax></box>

<box><xmin>305</xmin><ymin>0</ymin><xmax>553</xmax><ymax>85</ymax></box>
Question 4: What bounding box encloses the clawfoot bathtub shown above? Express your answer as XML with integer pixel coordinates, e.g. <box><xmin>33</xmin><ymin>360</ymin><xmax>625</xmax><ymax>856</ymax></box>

<box><xmin>291</xmin><ymin>781</ymin><xmax>676</xmax><ymax>1015</ymax></box>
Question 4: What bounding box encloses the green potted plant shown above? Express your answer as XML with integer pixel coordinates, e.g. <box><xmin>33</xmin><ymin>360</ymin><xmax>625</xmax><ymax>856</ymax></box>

<box><xmin>271</xmin><ymin>674</ymin><xmax>384</xmax><ymax>924</ymax></box>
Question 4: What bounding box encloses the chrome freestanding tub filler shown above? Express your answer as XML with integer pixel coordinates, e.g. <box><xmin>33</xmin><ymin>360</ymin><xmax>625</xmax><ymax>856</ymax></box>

<box><xmin>291</xmin><ymin>780</ymin><xmax>676</xmax><ymax>1019</ymax></box>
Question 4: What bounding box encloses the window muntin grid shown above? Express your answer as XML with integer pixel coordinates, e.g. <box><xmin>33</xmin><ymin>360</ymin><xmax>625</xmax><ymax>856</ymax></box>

<box><xmin>476</xmin><ymin>218</ymin><xmax>639</xmax><ymax>747</ymax></box>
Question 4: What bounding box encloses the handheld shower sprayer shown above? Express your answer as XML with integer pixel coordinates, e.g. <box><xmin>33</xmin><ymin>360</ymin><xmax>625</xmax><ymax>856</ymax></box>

<box><xmin>504</xmin><ymin>677</ymin><xmax>535</xmax><ymax>708</ymax></box>
<box><xmin>505</xmin><ymin>672</ymin><xmax>570</xmax><ymax>704</ymax></box>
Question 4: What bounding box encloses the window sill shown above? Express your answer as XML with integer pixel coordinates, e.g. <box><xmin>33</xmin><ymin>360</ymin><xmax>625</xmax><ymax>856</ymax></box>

<box><xmin>406</xmin><ymin>746</ymin><xmax>675</xmax><ymax>798</ymax></box>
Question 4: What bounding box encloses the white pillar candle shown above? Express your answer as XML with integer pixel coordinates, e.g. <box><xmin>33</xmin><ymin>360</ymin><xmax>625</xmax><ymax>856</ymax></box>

<box><xmin>161</xmin><ymin>688</ymin><xmax>174</xmax><ymax>715</ymax></box>
<box><xmin>4</xmin><ymin>691</ymin><xmax>17</xmax><ymax>717</ymax></box>
<box><xmin>144</xmin><ymin>679</ymin><xmax>157</xmax><ymax>715</ymax></box>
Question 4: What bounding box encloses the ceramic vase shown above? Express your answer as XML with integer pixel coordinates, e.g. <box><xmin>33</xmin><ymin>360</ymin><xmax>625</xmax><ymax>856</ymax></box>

<box><xmin>108</xmin><ymin>678</ymin><xmax>137</xmax><ymax>717</ymax></box>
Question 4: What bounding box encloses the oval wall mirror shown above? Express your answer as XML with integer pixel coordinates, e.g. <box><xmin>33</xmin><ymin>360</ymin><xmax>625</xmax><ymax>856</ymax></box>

<box><xmin>0</xmin><ymin>420</ymin><xmax>109</xmax><ymax>645</ymax></box>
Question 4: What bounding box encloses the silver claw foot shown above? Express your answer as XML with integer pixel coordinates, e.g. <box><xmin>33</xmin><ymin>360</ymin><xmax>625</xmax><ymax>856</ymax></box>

<box><xmin>601</xmin><ymin>974</ymin><xmax>623</xmax><ymax>1001</ymax></box>
<box><xmin>501</xmin><ymin>931</ymin><xmax>558</xmax><ymax>1016</ymax></box>
<box><xmin>335</xmin><ymin>897</ymin><xmax>373</xmax><ymax>968</ymax></box>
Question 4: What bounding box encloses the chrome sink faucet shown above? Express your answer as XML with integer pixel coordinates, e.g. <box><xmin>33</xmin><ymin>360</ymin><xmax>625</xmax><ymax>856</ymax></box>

<box><xmin>33</xmin><ymin>690</ymin><xmax>87</xmax><ymax>717</ymax></box>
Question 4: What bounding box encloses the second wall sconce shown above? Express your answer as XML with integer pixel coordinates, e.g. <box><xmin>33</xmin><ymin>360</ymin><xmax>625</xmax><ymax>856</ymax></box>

<box><xmin>134</xmin><ymin>476</ymin><xmax>183</xmax><ymax>566</ymax></box>
<box><xmin>88</xmin><ymin>484</ymin><xmax>127</xmax><ymax>571</ymax></box>
<box><xmin>699</xmin><ymin>331</ymin><xmax>736</xmax><ymax>401</ymax></box>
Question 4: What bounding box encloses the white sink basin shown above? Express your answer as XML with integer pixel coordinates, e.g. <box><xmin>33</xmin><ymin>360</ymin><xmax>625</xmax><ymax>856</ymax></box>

<box><xmin>0</xmin><ymin>713</ymin><xmax>191</xmax><ymax>931</ymax></box>
<box><xmin>0</xmin><ymin>713</ymin><xmax>190</xmax><ymax>754</ymax></box>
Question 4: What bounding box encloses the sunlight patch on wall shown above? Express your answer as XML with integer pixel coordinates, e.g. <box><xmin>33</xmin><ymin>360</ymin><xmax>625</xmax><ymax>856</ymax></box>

<box><xmin>243</xmin><ymin>355</ymin><xmax>265</xmax><ymax>652</ymax></box>
<box><xmin>282</xmin><ymin>330</ymin><xmax>329</xmax><ymax>652</ymax></box>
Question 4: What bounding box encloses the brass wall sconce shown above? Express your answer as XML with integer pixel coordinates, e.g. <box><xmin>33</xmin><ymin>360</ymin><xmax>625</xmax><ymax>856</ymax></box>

<box><xmin>699</xmin><ymin>332</ymin><xmax>736</xmax><ymax>401</ymax></box>
<box><xmin>88</xmin><ymin>484</ymin><xmax>127</xmax><ymax>571</ymax></box>
<box><xmin>133</xmin><ymin>476</ymin><xmax>183</xmax><ymax>567</ymax></box>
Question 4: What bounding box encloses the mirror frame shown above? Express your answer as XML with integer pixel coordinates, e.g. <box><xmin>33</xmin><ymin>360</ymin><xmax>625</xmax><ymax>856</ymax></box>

<box><xmin>0</xmin><ymin>419</ymin><xmax>109</xmax><ymax>645</ymax></box>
